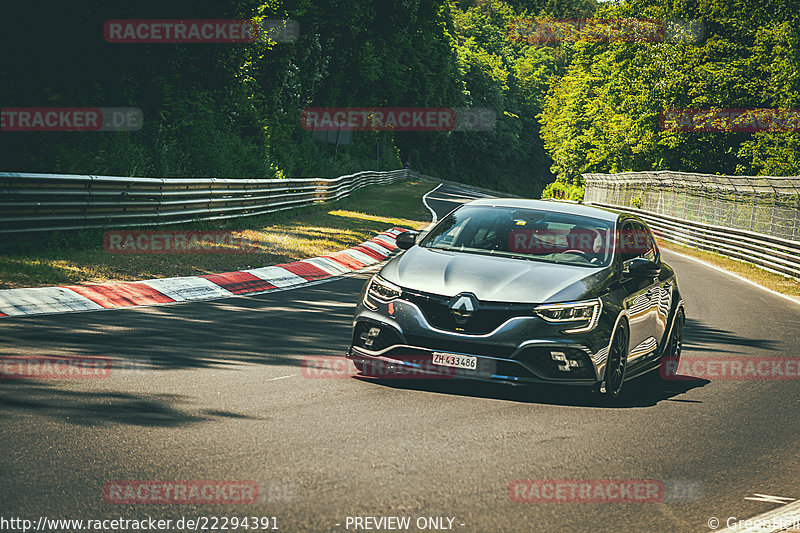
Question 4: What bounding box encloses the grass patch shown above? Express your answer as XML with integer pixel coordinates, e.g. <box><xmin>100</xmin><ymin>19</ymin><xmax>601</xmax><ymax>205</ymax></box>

<box><xmin>0</xmin><ymin>179</ymin><xmax>437</xmax><ymax>289</ymax></box>
<box><xmin>658</xmin><ymin>238</ymin><xmax>800</xmax><ymax>297</ymax></box>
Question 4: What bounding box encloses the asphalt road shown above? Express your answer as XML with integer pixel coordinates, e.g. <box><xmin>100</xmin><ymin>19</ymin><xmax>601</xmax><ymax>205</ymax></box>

<box><xmin>1</xmin><ymin>184</ymin><xmax>799</xmax><ymax>533</ymax></box>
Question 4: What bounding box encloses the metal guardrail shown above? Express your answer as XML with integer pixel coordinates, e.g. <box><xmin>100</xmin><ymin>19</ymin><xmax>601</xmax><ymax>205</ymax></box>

<box><xmin>585</xmin><ymin>203</ymin><xmax>800</xmax><ymax>280</ymax></box>
<box><xmin>584</xmin><ymin>171</ymin><xmax>800</xmax><ymax>280</ymax></box>
<box><xmin>0</xmin><ymin>169</ymin><xmax>413</xmax><ymax>234</ymax></box>
<box><xmin>411</xmin><ymin>172</ymin><xmax>517</xmax><ymax>199</ymax></box>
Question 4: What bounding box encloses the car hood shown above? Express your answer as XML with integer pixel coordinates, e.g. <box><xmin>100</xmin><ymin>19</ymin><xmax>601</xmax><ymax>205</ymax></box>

<box><xmin>380</xmin><ymin>246</ymin><xmax>611</xmax><ymax>303</ymax></box>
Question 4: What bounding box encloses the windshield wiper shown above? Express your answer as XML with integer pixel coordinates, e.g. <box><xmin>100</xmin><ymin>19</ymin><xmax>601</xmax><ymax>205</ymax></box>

<box><xmin>425</xmin><ymin>246</ymin><xmax>598</xmax><ymax>267</ymax></box>
<box><xmin>425</xmin><ymin>245</ymin><xmax>461</xmax><ymax>251</ymax></box>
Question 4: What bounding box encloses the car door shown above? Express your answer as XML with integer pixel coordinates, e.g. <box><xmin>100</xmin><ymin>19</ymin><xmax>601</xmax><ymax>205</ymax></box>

<box><xmin>638</xmin><ymin>223</ymin><xmax>672</xmax><ymax>347</ymax></box>
<box><xmin>619</xmin><ymin>220</ymin><xmax>661</xmax><ymax>362</ymax></box>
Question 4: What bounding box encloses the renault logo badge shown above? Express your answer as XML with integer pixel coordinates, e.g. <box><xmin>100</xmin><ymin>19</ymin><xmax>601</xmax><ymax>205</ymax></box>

<box><xmin>450</xmin><ymin>294</ymin><xmax>477</xmax><ymax>324</ymax></box>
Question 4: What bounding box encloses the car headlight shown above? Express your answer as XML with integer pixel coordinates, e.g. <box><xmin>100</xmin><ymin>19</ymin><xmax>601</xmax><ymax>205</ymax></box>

<box><xmin>534</xmin><ymin>298</ymin><xmax>602</xmax><ymax>333</ymax></box>
<box><xmin>364</xmin><ymin>275</ymin><xmax>403</xmax><ymax>306</ymax></box>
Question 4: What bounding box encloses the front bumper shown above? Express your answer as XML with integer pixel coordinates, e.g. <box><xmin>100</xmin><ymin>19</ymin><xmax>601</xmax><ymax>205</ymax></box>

<box><xmin>347</xmin><ymin>297</ymin><xmax>612</xmax><ymax>387</ymax></box>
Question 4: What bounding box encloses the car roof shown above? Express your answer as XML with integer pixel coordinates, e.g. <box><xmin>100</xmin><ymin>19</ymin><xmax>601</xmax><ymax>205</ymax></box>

<box><xmin>463</xmin><ymin>198</ymin><xmax>620</xmax><ymax>222</ymax></box>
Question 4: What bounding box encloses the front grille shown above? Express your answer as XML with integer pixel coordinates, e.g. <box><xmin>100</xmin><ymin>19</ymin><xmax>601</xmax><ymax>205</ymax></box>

<box><xmin>402</xmin><ymin>288</ymin><xmax>533</xmax><ymax>334</ymax></box>
<box><xmin>403</xmin><ymin>335</ymin><xmax>516</xmax><ymax>358</ymax></box>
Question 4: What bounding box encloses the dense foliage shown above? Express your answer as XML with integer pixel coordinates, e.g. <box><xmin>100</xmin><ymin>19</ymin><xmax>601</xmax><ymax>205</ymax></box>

<box><xmin>1</xmin><ymin>0</ymin><xmax>797</xmax><ymax>198</ymax></box>
<box><xmin>539</xmin><ymin>0</ymin><xmax>800</xmax><ymax>199</ymax></box>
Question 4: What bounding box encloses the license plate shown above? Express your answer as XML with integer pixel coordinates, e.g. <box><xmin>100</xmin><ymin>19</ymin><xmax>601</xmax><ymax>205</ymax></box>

<box><xmin>431</xmin><ymin>352</ymin><xmax>478</xmax><ymax>371</ymax></box>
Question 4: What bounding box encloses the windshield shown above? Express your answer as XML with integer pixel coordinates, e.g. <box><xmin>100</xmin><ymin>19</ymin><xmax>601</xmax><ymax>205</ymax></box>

<box><xmin>419</xmin><ymin>205</ymin><xmax>615</xmax><ymax>267</ymax></box>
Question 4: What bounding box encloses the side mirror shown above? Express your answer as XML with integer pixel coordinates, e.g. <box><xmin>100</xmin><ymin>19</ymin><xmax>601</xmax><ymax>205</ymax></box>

<box><xmin>395</xmin><ymin>231</ymin><xmax>417</xmax><ymax>250</ymax></box>
<box><xmin>624</xmin><ymin>257</ymin><xmax>661</xmax><ymax>279</ymax></box>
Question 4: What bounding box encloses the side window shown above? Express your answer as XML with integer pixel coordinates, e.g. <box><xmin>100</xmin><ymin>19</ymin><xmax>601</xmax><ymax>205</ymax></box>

<box><xmin>620</xmin><ymin>221</ymin><xmax>657</xmax><ymax>262</ymax></box>
<box><xmin>640</xmin><ymin>224</ymin><xmax>659</xmax><ymax>262</ymax></box>
<box><xmin>619</xmin><ymin>221</ymin><xmax>638</xmax><ymax>262</ymax></box>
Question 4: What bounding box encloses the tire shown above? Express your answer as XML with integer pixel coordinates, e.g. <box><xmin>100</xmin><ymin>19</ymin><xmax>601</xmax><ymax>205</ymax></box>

<box><xmin>659</xmin><ymin>307</ymin><xmax>685</xmax><ymax>383</ymax></box>
<box><xmin>602</xmin><ymin>321</ymin><xmax>629</xmax><ymax>398</ymax></box>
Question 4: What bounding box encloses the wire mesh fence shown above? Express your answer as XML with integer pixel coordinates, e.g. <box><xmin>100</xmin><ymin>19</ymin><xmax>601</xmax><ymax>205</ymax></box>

<box><xmin>583</xmin><ymin>171</ymin><xmax>800</xmax><ymax>242</ymax></box>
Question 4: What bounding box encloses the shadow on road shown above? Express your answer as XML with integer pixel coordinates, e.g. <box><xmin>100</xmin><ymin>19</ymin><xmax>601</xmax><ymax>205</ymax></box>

<box><xmin>2</xmin><ymin>276</ymin><xmax>772</xmax><ymax>421</ymax></box>
<box><xmin>354</xmin><ymin>370</ymin><xmax>709</xmax><ymax>409</ymax></box>
<box><xmin>683</xmin><ymin>318</ymin><xmax>779</xmax><ymax>353</ymax></box>
<box><xmin>0</xmin><ymin>278</ymin><xmax>365</xmax><ymax>370</ymax></box>
<box><xmin>0</xmin><ymin>381</ymin><xmax>255</xmax><ymax>427</ymax></box>
<box><xmin>0</xmin><ymin>276</ymin><xmax>369</xmax><ymax>426</ymax></box>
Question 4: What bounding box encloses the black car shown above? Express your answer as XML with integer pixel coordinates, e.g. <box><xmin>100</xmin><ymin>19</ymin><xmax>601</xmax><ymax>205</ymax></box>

<box><xmin>347</xmin><ymin>199</ymin><xmax>685</xmax><ymax>398</ymax></box>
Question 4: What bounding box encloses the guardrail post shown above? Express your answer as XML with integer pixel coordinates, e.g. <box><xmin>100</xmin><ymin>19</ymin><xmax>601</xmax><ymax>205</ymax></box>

<box><xmin>769</xmin><ymin>194</ymin><xmax>777</xmax><ymax>236</ymax></box>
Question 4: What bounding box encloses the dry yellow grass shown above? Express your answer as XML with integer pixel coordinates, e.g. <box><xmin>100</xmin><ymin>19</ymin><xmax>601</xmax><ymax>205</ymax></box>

<box><xmin>658</xmin><ymin>238</ymin><xmax>800</xmax><ymax>297</ymax></box>
<box><xmin>0</xmin><ymin>179</ymin><xmax>436</xmax><ymax>289</ymax></box>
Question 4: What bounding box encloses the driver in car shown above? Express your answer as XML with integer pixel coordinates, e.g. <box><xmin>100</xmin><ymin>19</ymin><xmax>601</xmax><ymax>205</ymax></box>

<box><xmin>564</xmin><ymin>226</ymin><xmax>605</xmax><ymax>264</ymax></box>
